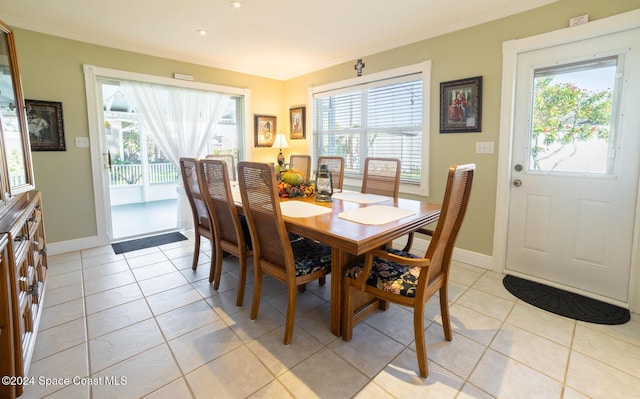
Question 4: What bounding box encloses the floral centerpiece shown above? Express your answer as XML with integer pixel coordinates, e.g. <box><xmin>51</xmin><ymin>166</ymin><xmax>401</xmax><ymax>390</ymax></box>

<box><xmin>276</xmin><ymin>168</ymin><xmax>315</xmax><ymax>198</ymax></box>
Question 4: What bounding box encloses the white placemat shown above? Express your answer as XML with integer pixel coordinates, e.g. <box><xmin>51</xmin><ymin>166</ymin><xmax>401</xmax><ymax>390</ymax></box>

<box><xmin>338</xmin><ymin>205</ymin><xmax>415</xmax><ymax>225</ymax></box>
<box><xmin>280</xmin><ymin>201</ymin><xmax>333</xmax><ymax>218</ymax></box>
<box><xmin>332</xmin><ymin>191</ymin><xmax>391</xmax><ymax>204</ymax></box>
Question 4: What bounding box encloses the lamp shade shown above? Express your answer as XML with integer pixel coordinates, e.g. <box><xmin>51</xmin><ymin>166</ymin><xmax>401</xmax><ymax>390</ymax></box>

<box><xmin>272</xmin><ymin>132</ymin><xmax>289</xmax><ymax>149</ymax></box>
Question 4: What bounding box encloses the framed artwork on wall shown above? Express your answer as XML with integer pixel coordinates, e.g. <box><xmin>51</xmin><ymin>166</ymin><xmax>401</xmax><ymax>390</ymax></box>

<box><xmin>289</xmin><ymin>106</ymin><xmax>305</xmax><ymax>139</ymax></box>
<box><xmin>439</xmin><ymin>76</ymin><xmax>482</xmax><ymax>133</ymax></box>
<box><xmin>254</xmin><ymin>114</ymin><xmax>277</xmax><ymax>147</ymax></box>
<box><xmin>26</xmin><ymin>99</ymin><xmax>66</xmax><ymax>151</ymax></box>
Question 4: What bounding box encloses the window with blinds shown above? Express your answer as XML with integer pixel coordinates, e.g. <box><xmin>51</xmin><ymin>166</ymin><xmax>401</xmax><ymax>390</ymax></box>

<box><xmin>312</xmin><ymin>66</ymin><xmax>427</xmax><ymax>194</ymax></box>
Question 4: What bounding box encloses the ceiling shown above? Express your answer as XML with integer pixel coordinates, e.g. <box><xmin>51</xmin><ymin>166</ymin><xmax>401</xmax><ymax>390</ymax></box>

<box><xmin>0</xmin><ymin>0</ymin><xmax>556</xmax><ymax>80</ymax></box>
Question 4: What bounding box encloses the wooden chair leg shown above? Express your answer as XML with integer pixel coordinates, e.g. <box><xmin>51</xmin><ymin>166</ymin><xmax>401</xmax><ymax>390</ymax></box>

<box><xmin>297</xmin><ymin>284</ymin><xmax>307</xmax><ymax>293</ymax></box>
<box><xmin>319</xmin><ymin>276</ymin><xmax>326</xmax><ymax>286</ymax></box>
<box><xmin>414</xmin><ymin>304</ymin><xmax>429</xmax><ymax>378</ymax></box>
<box><xmin>283</xmin><ymin>283</ymin><xmax>297</xmax><ymax>345</ymax></box>
<box><xmin>251</xmin><ymin>267</ymin><xmax>262</xmax><ymax>320</ymax></box>
<box><xmin>439</xmin><ymin>286</ymin><xmax>453</xmax><ymax>341</ymax></box>
<box><xmin>402</xmin><ymin>232</ymin><xmax>415</xmax><ymax>252</ymax></box>
<box><xmin>235</xmin><ymin>254</ymin><xmax>247</xmax><ymax>306</ymax></box>
<box><xmin>379</xmin><ymin>299</ymin><xmax>390</xmax><ymax>310</ymax></box>
<box><xmin>192</xmin><ymin>233</ymin><xmax>201</xmax><ymax>270</ymax></box>
<box><xmin>211</xmin><ymin>242</ymin><xmax>223</xmax><ymax>288</ymax></box>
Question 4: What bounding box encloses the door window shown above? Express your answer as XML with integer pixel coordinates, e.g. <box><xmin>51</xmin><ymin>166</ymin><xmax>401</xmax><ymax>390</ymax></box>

<box><xmin>529</xmin><ymin>57</ymin><xmax>618</xmax><ymax>175</ymax></box>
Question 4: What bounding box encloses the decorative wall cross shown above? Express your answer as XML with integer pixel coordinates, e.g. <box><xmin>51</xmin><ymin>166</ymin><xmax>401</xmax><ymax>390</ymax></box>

<box><xmin>354</xmin><ymin>59</ymin><xmax>365</xmax><ymax>76</ymax></box>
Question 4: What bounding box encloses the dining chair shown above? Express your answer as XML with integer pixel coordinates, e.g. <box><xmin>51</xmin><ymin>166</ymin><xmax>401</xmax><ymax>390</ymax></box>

<box><xmin>197</xmin><ymin>158</ymin><xmax>252</xmax><ymax>306</ymax></box>
<box><xmin>237</xmin><ymin>161</ymin><xmax>332</xmax><ymax>344</ymax></box>
<box><xmin>205</xmin><ymin>153</ymin><xmax>236</xmax><ymax>182</ymax></box>
<box><xmin>361</xmin><ymin>157</ymin><xmax>401</xmax><ymax>198</ymax></box>
<box><xmin>342</xmin><ymin>164</ymin><xmax>475</xmax><ymax>378</ymax></box>
<box><xmin>289</xmin><ymin>155</ymin><xmax>312</xmax><ymax>181</ymax></box>
<box><xmin>179</xmin><ymin>157</ymin><xmax>214</xmax><ymax>272</ymax></box>
<box><xmin>317</xmin><ymin>156</ymin><xmax>345</xmax><ymax>191</ymax></box>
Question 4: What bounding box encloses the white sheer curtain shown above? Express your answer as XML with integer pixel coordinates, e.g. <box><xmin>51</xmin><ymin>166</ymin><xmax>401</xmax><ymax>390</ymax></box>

<box><xmin>121</xmin><ymin>81</ymin><xmax>230</xmax><ymax>229</ymax></box>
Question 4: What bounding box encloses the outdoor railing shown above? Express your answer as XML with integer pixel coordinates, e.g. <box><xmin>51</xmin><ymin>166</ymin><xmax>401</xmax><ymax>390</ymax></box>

<box><xmin>110</xmin><ymin>163</ymin><xmax>180</xmax><ymax>186</ymax></box>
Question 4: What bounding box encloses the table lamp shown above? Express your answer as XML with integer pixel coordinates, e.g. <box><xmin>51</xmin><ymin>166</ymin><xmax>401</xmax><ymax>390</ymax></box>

<box><xmin>315</xmin><ymin>164</ymin><xmax>333</xmax><ymax>202</ymax></box>
<box><xmin>272</xmin><ymin>132</ymin><xmax>289</xmax><ymax>167</ymax></box>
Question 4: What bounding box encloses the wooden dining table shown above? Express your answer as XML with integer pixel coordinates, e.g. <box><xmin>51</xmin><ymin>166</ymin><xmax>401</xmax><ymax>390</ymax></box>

<box><xmin>232</xmin><ymin>187</ymin><xmax>441</xmax><ymax>336</ymax></box>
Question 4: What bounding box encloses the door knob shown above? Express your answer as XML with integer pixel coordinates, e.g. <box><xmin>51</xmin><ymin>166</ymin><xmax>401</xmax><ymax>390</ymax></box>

<box><xmin>513</xmin><ymin>179</ymin><xmax>522</xmax><ymax>187</ymax></box>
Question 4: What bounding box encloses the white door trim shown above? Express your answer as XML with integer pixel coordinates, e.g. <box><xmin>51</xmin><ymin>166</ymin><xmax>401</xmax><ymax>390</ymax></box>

<box><xmin>82</xmin><ymin>65</ymin><xmax>251</xmax><ymax>246</ymax></box>
<box><xmin>493</xmin><ymin>9</ymin><xmax>640</xmax><ymax>311</ymax></box>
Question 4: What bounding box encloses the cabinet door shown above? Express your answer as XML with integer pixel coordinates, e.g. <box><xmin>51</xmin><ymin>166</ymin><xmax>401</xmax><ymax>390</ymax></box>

<box><xmin>0</xmin><ymin>21</ymin><xmax>34</xmax><ymax>197</ymax></box>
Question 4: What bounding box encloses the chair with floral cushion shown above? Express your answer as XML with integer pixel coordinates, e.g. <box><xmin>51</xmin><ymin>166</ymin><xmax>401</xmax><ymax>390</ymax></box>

<box><xmin>237</xmin><ymin>161</ymin><xmax>332</xmax><ymax>344</ymax></box>
<box><xmin>197</xmin><ymin>158</ymin><xmax>252</xmax><ymax>306</ymax></box>
<box><xmin>180</xmin><ymin>157</ymin><xmax>213</xmax><ymax>272</ymax></box>
<box><xmin>342</xmin><ymin>164</ymin><xmax>475</xmax><ymax>378</ymax></box>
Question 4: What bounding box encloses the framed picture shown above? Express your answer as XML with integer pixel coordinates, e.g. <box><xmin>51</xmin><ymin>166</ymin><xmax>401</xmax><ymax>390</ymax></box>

<box><xmin>254</xmin><ymin>114</ymin><xmax>277</xmax><ymax>147</ymax></box>
<box><xmin>289</xmin><ymin>106</ymin><xmax>306</xmax><ymax>139</ymax></box>
<box><xmin>26</xmin><ymin>99</ymin><xmax>66</xmax><ymax>151</ymax></box>
<box><xmin>439</xmin><ymin>76</ymin><xmax>482</xmax><ymax>133</ymax></box>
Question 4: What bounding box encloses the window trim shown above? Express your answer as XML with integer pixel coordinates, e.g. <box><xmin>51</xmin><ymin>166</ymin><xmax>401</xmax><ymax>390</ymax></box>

<box><xmin>308</xmin><ymin>61</ymin><xmax>431</xmax><ymax>196</ymax></box>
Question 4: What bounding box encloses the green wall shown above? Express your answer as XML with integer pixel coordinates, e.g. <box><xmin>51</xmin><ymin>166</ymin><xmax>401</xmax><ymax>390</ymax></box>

<box><xmin>9</xmin><ymin>0</ymin><xmax>640</xmax><ymax>254</ymax></box>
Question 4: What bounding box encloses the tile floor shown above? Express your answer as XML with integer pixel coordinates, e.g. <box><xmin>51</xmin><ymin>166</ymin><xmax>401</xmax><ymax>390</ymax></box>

<box><xmin>20</xmin><ymin>233</ymin><xmax>640</xmax><ymax>399</ymax></box>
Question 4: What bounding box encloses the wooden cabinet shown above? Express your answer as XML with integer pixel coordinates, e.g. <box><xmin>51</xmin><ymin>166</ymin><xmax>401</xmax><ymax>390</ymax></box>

<box><xmin>0</xmin><ymin>19</ymin><xmax>45</xmax><ymax>399</ymax></box>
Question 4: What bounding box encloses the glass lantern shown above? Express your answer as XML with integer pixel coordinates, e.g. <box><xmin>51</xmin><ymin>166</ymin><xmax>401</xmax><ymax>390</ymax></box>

<box><xmin>315</xmin><ymin>164</ymin><xmax>333</xmax><ymax>202</ymax></box>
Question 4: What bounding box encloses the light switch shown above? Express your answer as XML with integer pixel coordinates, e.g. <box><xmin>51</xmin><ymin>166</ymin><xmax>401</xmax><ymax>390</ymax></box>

<box><xmin>75</xmin><ymin>137</ymin><xmax>90</xmax><ymax>148</ymax></box>
<box><xmin>475</xmin><ymin>141</ymin><xmax>494</xmax><ymax>154</ymax></box>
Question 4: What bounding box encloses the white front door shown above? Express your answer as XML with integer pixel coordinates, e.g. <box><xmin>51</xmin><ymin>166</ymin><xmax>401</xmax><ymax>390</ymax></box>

<box><xmin>505</xmin><ymin>29</ymin><xmax>640</xmax><ymax>303</ymax></box>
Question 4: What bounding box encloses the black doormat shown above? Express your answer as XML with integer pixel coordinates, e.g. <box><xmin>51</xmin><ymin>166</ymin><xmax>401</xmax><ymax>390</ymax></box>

<box><xmin>503</xmin><ymin>275</ymin><xmax>630</xmax><ymax>325</ymax></box>
<box><xmin>112</xmin><ymin>232</ymin><xmax>188</xmax><ymax>254</ymax></box>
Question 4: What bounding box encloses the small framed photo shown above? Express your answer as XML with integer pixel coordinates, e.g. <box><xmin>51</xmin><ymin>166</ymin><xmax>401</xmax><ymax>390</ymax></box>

<box><xmin>254</xmin><ymin>114</ymin><xmax>277</xmax><ymax>147</ymax></box>
<box><xmin>289</xmin><ymin>106</ymin><xmax>306</xmax><ymax>139</ymax></box>
<box><xmin>439</xmin><ymin>76</ymin><xmax>482</xmax><ymax>133</ymax></box>
<box><xmin>26</xmin><ymin>100</ymin><xmax>66</xmax><ymax>151</ymax></box>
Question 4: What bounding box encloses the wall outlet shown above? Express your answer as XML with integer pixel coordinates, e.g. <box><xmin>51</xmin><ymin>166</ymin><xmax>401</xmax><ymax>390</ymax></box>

<box><xmin>476</xmin><ymin>141</ymin><xmax>494</xmax><ymax>154</ymax></box>
<box><xmin>75</xmin><ymin>137</ymin><xmax>90</xmax><ymax>148</ymax></box>
<box><xmin>569</xmin><ymin>14</ymin><xmax>589</xmax><ymax>27</ymax></box>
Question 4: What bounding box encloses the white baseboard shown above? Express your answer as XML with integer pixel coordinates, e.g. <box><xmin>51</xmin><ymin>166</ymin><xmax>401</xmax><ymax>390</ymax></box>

<box><xmin>47</xmin><ymin>236</ymin><xmax>100</xmax><ymax>256</ymax></box>
<box><xmin>392</xmin><ymin>237</ymin><xmax>494</xmax><ymax>270</ymax></box>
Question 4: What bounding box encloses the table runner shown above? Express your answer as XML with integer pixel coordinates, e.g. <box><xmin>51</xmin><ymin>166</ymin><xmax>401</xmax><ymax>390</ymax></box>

<box><xmin>331</xmin><ymin>191</ymin><xmax>391</xmax><ymax>204</ymax></box>
<box><xmin>280</xmin><ymin>201</ymin><xmax>333</xmax><ymax>218</ymax></box>
<box><xmin>338</xmin><ymin>205</ymin><xmax>415</xmax><ymax>225</ymax></box>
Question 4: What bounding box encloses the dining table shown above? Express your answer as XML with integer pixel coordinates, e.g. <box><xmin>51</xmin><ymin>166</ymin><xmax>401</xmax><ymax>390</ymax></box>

<box><xmin>231</xmin><ymin>186</ymin><xmax>441</xmax><ymax>336</ymax></box>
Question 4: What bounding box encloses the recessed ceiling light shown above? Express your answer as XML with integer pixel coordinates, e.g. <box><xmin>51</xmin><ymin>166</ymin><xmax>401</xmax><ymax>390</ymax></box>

<box><xmin>230</xmin><ymin>1</ymin><xmax>243</xmax><ymax>8</ymax></box>
<box><xmin>197</xmin><ymin>29</ymin><xmax>207</xmax><ymax>36</ymax></box>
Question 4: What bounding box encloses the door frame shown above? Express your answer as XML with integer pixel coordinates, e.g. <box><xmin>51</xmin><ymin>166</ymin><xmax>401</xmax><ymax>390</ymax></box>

<box><xmin>83</xmin><ymin>65</ymin><xmax>251</xmax><ymax>246</ymax></box>
<box><xmin>493</xmin><ymin>9</ymin><xmax>640</xmax><ymax>311</ymax></box>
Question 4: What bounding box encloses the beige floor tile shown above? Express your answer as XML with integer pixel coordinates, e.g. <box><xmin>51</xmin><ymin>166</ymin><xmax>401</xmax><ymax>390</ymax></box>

<box><xmin>21</xmin><ymin>344</ymin><xmax>88</xmax><ymax>399</ymax></box>
<box><xmin>46</xmin><ymin>269</ymin><xmax>83</xmax><ymax>290</ymax></box>
<box><xmin>143</xmin><ymin>378</ymin><xmax>193</xmax><ymax>399</ymax></box>
<box><xmin>424</xmin><ymin>325</ymin><xmax>486</xmax><ymax>379</ymax></box>
<box><xmin>248</xmin><ymin>324</ymin><xmax>324</xmax><ymax>376</ymax></box>
<box><xmin>83</xmin><ymin>269</ymin><xmax>137</xmax><ymax>296</ymax></box>
<box><xmin>126</xmin><ymin>250</ymin><xmax>170</xmax><ymax>268</ymax></box>
<box><xmin>329</xmin><ymin>322</ymin><xmax>405</xmax><ymax>378</ymax></box>
<box><xmin>268</xmin><ymin>289</ymin><xmax>326</xmax><ymax>318</ymax></box>
<box><xmin>168</xmin><ymin>320</ymin><xmax>243</xmax><ymax>373</ymax></box>
<box><xmin>471</xmin><ymin>270</ymin><xmax>517</xmax><ymax>301</ymax></box>
<box><xmin>38</xmin><ymin>297</ymin><xmax>85</xmax><ymax>330</ymax></box>
<box><xmin>81</xmin><ymin>245</ymin><xmax>117</xmax><ymax>259</ymax></box>
<box><xmin>456</xmin><ymin>288</ymin><xmax>516</xmax><ymax>321</ymax></box>
<box><xmin>224</xmin><ymin>302</ymin><xmax>286</xmax><ymax>342</ymax></box>
<box><xmin>32</xmin><ymin>318</ymin><xmax>86</xmax><ymax>362</ymax></box>
<box><xmin>186</xmin><ymin>345</ymin><xmax>274</xmax><ymax>399</ymax></box>
<box><xmin>572</xmin><ymin>324</ymin><xmax>640</xmax><ymax>379</ymax></box>
<box><xmin>44</xmin><ymin>281</ymin><xmax>84</xmax><ymax>308</ymax></box>
<box><xmin>353</xmin><ymin>381</ymin><xmax>395</xmax><ymax>398</ymax></box>
<box><xmin>279</xmin><ymin>347</ymin><xmax>369</xmax><ymax>399</ymax></box>
<box><xmin>440</xmin><ymin>303</ymin><xmax>502</xmax><ymax>346</ymax></box>
<box><xmin>457</xmin><ymin>383</ymin><xmax>495</xmax><ymax>399</ymax></box>
<box><xmin>92</xmin><ymin>345</ymin><xmax>182</xmax><ymax>399</ymax></box>
<box><xmin>137</xmin><ymin>270</ymin><xmax>190</xmax><ymax>296</ymax></box>
<box><xmin>566</xmin><ymin>351</ymin><xmax>640</xmax><ymax>399</ymax></box>
<box><xmin>81</xmin><ymin>251</ymin><xmax>125</xmax><ymax>267</ymax></box>
<box><xmin>505</xmin><ymin>303</ymin><xmax>575</xmax><ymax>347</ymax></box>
<box><xmin>364</xmin><ymin>303</ymin><xmax>422</xmax><ymax>345</ymax></box>
<box><xmin>295</xmin><ymin>303</ymin><xmax>338</xmax><ymax>345</ymax></box>
<box><xmin>87</xmin><ymin>298</ymin><xmax>152</xmax><ymax>339</ymax></box>
<box><xmin>130</xmin><ymin>260</ymin><xmax>178</xmax><ymax>281</ymax></box>
<box><xmin>89</xmin><ymin>319</ymin><xmax>165</xmax><ymax>372</ymax></box>
<box><xmin>47</xmin><ymin>251</ymin><xmax>81</xmax><ymax>265</ymax></box>
<box><xmin>490</xmin><ymin>323</ymin><xmax>570</xmax><ymax>381</ymax></box>
<box><xmin>247</xmin><ymin>380</ymin><xmax>294</xmax><ymax>399</ymax></box>
<box><xmin>156</xmin><ymin>299</ymin><xmax>221</xmax><ymax>340</ymax></box>
<box><xmin>146</xmin><ymin>283</ymin><xmax>203</xmax><ymax>315</ymax></box>
<box><xmin>46</xmin><ymin>259</ymin><xmax>82</xmax><ymax>277</ymax></box>
<box><xmin>469</xmin><ymin>349</ymin><xmax>563</xmax><ymax>399</ymax></box>
<box><xmin>84</xmin><ymin>282</ymin><xmax>143</xmax><ymax>315</ymax></box>
<box><xmin>576</xmin><ymin>318</ymin><xmax>640</xmax><ymax>347</ymax></box>
<box><xmin>372</xmin><ymin>348</ymin><xmax>464</xmax><ymax>398</ymax></box>
<box><xmin>449</xmin><ymin>262</ymin><xmax>485</xmax><ymax>287</ymax></box>
<box><xmin>562</xmin><ymin>387</ymin><xmax>591</xmax><ymax>399</ymax></box>
<box><xmin>82</xmin><ymin>259</ymin><xmax>130</xmax><ymax>281</ymax></box>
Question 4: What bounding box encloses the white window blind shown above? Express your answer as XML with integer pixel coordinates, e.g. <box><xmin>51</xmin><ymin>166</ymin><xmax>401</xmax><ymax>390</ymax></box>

<box><xmin>313</xmin><ymin>72</ymin><xmax>424</xmax><ymax>189</ymax></box>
